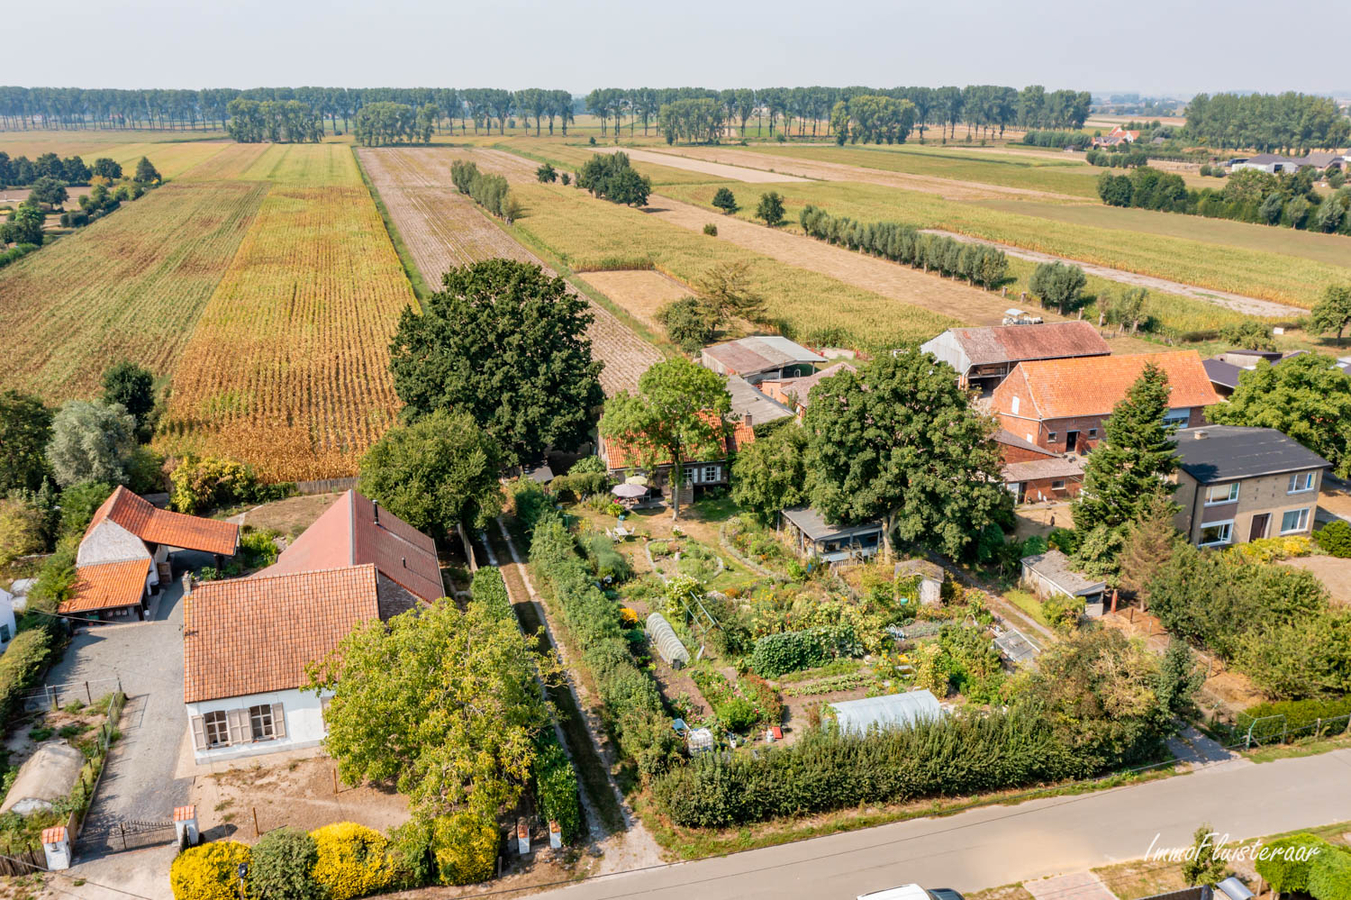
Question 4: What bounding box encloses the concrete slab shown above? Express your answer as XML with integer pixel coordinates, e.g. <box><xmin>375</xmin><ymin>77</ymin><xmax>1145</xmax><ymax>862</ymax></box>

<box><xmin>1024</xmin><ymin>872</ymin><xmax>1116</xmax><ymax>900</ymax></box>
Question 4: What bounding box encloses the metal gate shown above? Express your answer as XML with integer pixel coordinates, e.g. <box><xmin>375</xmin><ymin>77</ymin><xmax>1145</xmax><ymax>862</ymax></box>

<box><xmin>77</xmin><ymin>819</ymin><xmax>178</xmax><ymax>856</ymax></box>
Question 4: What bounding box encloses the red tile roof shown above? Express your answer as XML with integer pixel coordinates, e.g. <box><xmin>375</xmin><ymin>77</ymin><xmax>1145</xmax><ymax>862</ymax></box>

<box><xmin>602</xmin><ymin>412</ymin><xmax>754</xmax><ymax>470</ymax></box>
<box><xmin>183</xmin><ymin>565</ymin><xmax>380</xmax><ymax>703</ymax></box>
<box><xmin>88</xmin><ymin>487</ymin><xmax>239</xmax><ymax>557</ymax></box>
<box><xmin>59</xmin><ymin>559</ymin><xmax>150</xmax><ymax>614</ymax></box>
<box><xmin>994</xmin><ymin>351</ymin><xmax>1220</xmax><ymax>420</ymax></box>
<box><xmin>257</xmin><ymin>491</ymin><xmax>443</xmax><ymax>603</ymax></box>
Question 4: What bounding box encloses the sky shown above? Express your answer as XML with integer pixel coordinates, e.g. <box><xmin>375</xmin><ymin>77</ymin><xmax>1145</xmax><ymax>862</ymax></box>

<box><xmin>4</xmin><ymin>0</ymin><xmax>1343</xmax><ymax>98</ymax></box>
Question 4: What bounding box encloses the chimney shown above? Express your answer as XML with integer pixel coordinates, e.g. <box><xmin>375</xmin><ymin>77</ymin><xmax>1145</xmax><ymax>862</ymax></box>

<box><xmin>743</xmin><ymin>413</ymin><xmax>753</xmax><ymax>429</ymax></box>
<box><xmin>181</xmin><ymin>573</ymin><xmax>193</xmax><ymax>597</ymax></box>
<box><xmin>1193</xmin><ymin>430</ymin><xmax>1209</xmax><ymax>440</ymax></box>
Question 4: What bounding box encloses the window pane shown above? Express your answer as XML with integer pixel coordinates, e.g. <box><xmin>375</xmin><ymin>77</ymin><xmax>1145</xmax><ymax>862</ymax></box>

<box><xmin>249</xmin><ymin>704</ymin><xmax>274</xmax><ymax>740</ymax></box>
<box><xmin>1281</xmin><ymin>508</ymin><xmax>1309</xmax><ymax>533</ymax></box>
<box><xmin>204</xmin><ymin>711</ymin><xmax>229</xmax><ymax>747</ymax></box>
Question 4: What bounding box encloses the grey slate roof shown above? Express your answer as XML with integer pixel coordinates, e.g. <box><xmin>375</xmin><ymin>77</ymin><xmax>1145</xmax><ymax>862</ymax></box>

<box><xmin>1202</xmin><ymin>358</ymin><xmax>1244</xmax><ymax>391</ymax></box>
<box><xmin>1175</xmin><ymin>425</ymin><xmax>1331</xmax><ymax>483</ymax></box>
<box><xmin>781</xmin><ymin>506</ymin><xmax>883</xmax><ymax>542</ymax></box>
<box><xmin>1022</xmin><ymin>550</ymin><xmax>1105</xmax><ymax>597</ymax></box>
<box><xmin>726</xmin><ymin>374</ymin><xmax>794</xmax><ymax>426</ymax></box>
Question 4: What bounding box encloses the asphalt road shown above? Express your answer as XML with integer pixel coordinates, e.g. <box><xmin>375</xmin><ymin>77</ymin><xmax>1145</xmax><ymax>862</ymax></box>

<box><xmin>520</xmin><ymin>749</ymin><xmax>1351</xmax><ymax>899</ymax></box>
<box><xmin>45</xmin><ymin>554</ymin><xmax>203</xmax><ymax>830</ymax></box>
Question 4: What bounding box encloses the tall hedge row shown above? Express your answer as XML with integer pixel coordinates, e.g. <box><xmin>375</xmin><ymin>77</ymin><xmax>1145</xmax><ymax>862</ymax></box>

<box><xmin>650</xmin><ymin>707</ymin><xmax>1085</xmax><ymax>828</ymax></box>
<box><xmin>529</xmin><ymin>516</ymin><xmax>680</xmax><ymax>777</ymax></box>
<box><xmin>1237</xmin><ymin>696</ymin><xmax>1351</xmax><ymax>743</ymax></box>
<box><xmin>798</xmin><ymin>205</ymin><xmax>1008</xmax><ymax>289</ymax></box>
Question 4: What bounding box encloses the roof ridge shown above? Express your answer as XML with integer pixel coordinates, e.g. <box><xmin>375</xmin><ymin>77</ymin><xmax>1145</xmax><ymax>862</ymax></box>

<box><xmin>200</xmin><ymin>562</ymin><xmax>378</xmax><ymax>591</ymax></box>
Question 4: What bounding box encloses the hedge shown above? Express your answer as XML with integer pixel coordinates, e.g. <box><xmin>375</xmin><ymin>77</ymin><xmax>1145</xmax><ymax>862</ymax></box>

<box><xmin>1236</xmin><ymin>696</ymin><xmax>1351</xmax><ymax>743</ymax></box>
<box><xmin>750</xmin><ymin>625</ymin><xmax>854</xmax><ymax>677</ymax></box>
<box><xmin>470</xmin><ymin>567</ymin><xmax>513</xmax><ymax>621</ymax></box>
<box><xmin>1255</xmin><ymin>833</ymin><xmax>1328</xmax><ymax>894</ymax></box>
<box><xmin>0</xmin><ymin>629</ymin><xmax>53</xmax><ymax>724</ymax></box>
<box><xmin>311</xmin><ymin>822</ymin><xmax>398</xmax><ymax>900</ymax></box>
<box><xmin>650</xmin><ymin>707</ymin><xmax>1083</xmax><ymax>828</ymax></box>
<box><xmin>1309</xmin><ymin>847</ymin><xmax>1351</xmax><ymax>900</ymax></box>
<box><xmin>1315</xmin><ymin>521</ymin><xmax>1351</xmax><ymax>558</ymax></box>
<box><xmin>533</xmin><ymin>734</ymin><xmax>583</xmax><ymax>844</ymax></box>
<box><xmin>529</xmin><ymin>515</ymin><xmax>680</xmax><ymax>777</ymax></box>
<box><xmin>432</xmin><ymin>810</ymin><xmax>499</xmax><ymax>885</ymax></box>
<box><xmin>170</xmin><ymin>841</ymin><xmax>253</xmax><ymax>900</ymax></box>
<box><xmin>249</xmin><ymin>828</ymin><xmax>322</xmax><ymax>900</ymax></box>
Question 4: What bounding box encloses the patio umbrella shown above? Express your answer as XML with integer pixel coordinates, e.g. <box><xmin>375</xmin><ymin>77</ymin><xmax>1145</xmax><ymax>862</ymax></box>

<box><xmin>611</xmin><ymin>482</ymin><xmax>648</xmax><ymax>499</ymax></box>
<box><xmin>624</xmin><ymin>474</ymin><xmax>648</xmax><ymax>486</ymax></box>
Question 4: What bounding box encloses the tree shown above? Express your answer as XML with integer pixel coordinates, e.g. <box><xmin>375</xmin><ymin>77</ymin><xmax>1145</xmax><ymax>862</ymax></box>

<box><xmin>0</xmin><ymin>499</ymin><xmax>45</xmax><ymax>568</ymax></box>
<box><xmin>1220</xmin><ymin>320</ymin><xmax>1276</xmax><ymax>352</ymax></box>
<box><xmin>1156</xmin><ymin>640</ymin><xmax>1205</xmax><ymax>719</ymax></box>
<box><xmin>803</xmin><ymin>350</ymin><xmax>1010</xmax><ymax>559</ymax></box>
<box><xmin>694</xmin><ymin>259</ymin><xmax>766</xmax><ymax>327</ymax></box>
<box><xmin>1117</xmin><ymin>494</ymin><xmax>1181</xmax><ymax>602</ymax></box>
<box><xmin>731</xmin><ymin>425</ymin><xmax>807</xmax><ymax>523</ymax></box>
<box><xmin>1029</xmin><ymin>261</ymin><xmax>1087</xmax><ymax>314</ymax></box>
<box><xmin>576</xmin><ymin>152</ymin><xmax>651</xmax><ymax>206</ymax></box>
<box><xmin>101</xmin><ymin>361</ymin><xmax>156</xmax><ymax>441</ymax></box>
<box><xmin>133</xmin><ymin>156</ymin><xmax>160</xmax><ymax>184</ymax></box>
<box><xmin>1207</xmin><ymin>354</ymin><xmax>1351</xmax><ymax>477</ymax></box>
<box><xmin>598</xmin><ymin>358</ymin><xmax>731</xmax><ymax>518</ymax></box>
<box><xmin>358</xmin><ymin>410</ymin><xmax>501</xmax><ymax>538</ymax></box>
<box><xmin>248</xmin><ymin>828</ymin><xmax>323</xmax><ymax>900</ymax></box>
<box><xmin>712</xmin><ymin>187</ymin><xmax>739</xmax><ymax>215</ymax></box>
<box><xmin>1311</xmin><ymin>283</ymin><xmax>1351</xmax><ymax>346</ymax></box>
<box><xmin>308</xmin><ymin>596</ymin><xmax>550</xmax><ymax>819</ymax></box>
<box><xmin>0</xmin><ymin>390</ymin><xmax>52</xmax><ymax>494</ymax></box>
<box><xmin>27</xmin><ymin>176</ymin><xmax>67</xmax><ymax>208</ymax></box>
<box><xmin>656</xmin><ymin>297</ymin><xmax>716</xmax><ymax>353</ymax></box>
<box><xmin>389</xmin><ymin>259</ymin><xmax>604</xmax><ymax>467</ymax></box>
<box><xmin>45</xmin><ymin>401</ymin><xmax>137</xmax><ymax>488</ymax></box>
<box><xmin>1072</xmin><ymin>364</ymin><xmax>1180</xmax><ymax>536</ymax></box>
<box><xmin>535</xmin><ymin>162</ymin><xmax>557</xmax><ymax>183</ymax></box>
<box><xmin>1096</xmin><ymin>172</ymin><xmax>1133</xmax><ymax>207</ymax></box>
<box><xmin>2</xmin><ymin>202</ymin><xmax>45</xmax><ymax>246</ymax></box>
<box><xmin>1179</xmin><ymin>824</ymin><xmax>1228</xmax><ymax>886</ymax></box>
<box><xmin>755</xmin><ymin>191</ymin><xmax>786</xmax><ymax>227</ymax></box>
<box><xmin>92</xmin><ymin>157</ymin><xmax>122</xmax><ymax>180</ymax></box>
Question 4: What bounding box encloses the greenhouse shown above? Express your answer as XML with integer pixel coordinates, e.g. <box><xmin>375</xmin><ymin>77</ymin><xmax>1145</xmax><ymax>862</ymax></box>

<box><xmin>646</xmin><ymin>612</ymin><xmax>690</xmax><ymax>668</ymax></box>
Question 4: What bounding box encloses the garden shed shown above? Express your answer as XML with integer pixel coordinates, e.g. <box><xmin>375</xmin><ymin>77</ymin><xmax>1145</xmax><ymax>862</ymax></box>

<box><xmin>828</xmin><ymin>690</ymin><xmax>945</xmax><ymax>735</ymax></box>
<box><xmin>780</xmin><ymin>506</ymin><xmax>883</xmax><ymax>565</ymax></box>
<box><xmin>646</xmin><ymin>612</ymin><xmax>690</xmax><ymax>668</ymax></box>
<box><xmin>894</xmin><ymin>559</ymin><xmax>945</xmax><ymax>606</ymax></box>
<box><xmin>1020</xmin><ymin>550</ymin><xmax>1106</xmax><ymax>616</ymax></box>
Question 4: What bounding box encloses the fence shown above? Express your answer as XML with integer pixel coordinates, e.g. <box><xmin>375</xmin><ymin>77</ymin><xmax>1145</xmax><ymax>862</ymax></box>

<box><xmin>0</xmin><ymin>841</ymin><xmax>46</xmax><ymax>876</ymax></box>
<box><xmin>295</xmin><ymin>477</ymin><xmax>358</xmax><ymax>495</ymax></box>
<box><xmin>1235</xmin><ymin>712</ymin><xmax>1351</xmax><ymax>748</ymax></box>
<box><xmin>77</xmin><ymin>819</ymin><xmax>178</xmax><ymax>856</ymax></box>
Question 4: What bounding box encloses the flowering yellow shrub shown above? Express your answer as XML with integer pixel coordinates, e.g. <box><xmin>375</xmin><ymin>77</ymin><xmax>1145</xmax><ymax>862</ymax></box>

<box><xmin>1225</xmin><ymin>535</ymin><xmax>1312</xmax><ymax>563</ymax></box>
<box><xmin>432</xmin><ymin>811</ymin><xmax>498</xmax><ymax>886</ymax></box>
<box><xmin>310</xmin><ymin>822</ymin><xmax>397</xmax><ymax>900</ymax></box>
<box><xmin>170</xmin><ymin>841</ymin><xmax>252</xmax><ymax>900</ymax></box>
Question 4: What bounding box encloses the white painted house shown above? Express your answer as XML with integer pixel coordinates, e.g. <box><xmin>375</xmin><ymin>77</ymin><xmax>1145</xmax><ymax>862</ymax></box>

<box><xmin>0</xmin><ymin>588</ymin><xmax>17</xmax><ymax>650</ymax></box>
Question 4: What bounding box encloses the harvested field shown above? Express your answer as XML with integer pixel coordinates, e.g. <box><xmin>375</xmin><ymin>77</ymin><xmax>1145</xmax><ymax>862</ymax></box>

<box><xmin>577</xmin><ymin>269</ymin><xmax>691</xmax><ymax>333</ymax></box>
<box><xmin>0</xmin><ymin>179</ymin><xmax>268</xmax><ymax>401</ymax></box>
<box><xmin>0</xmin><ymin>134</ymin><xmax>231</xmax><ymax>181</ymax></box>
<box><xmin>175</xmin><ymin>141</ymin><xmax>274</xmax><ymax>181</ymax></box>
<box><xmin>357</xmin><ymin>146</ymin><xmax>664</xmax><ymax>395</ymax></box>
<box><xmin>598</xmin><ymin>146</ymin><xmax>807</xmax><ymax>183</ymax></box>
<box><xmin>501</xmin><ymin>137</ymin><xmax>731</xmax><ymax>185</ymax></box>
<box><xmin>159</xmin><ymin>144</ymin><xmax>415</xmax><ymax>481</ymax></box>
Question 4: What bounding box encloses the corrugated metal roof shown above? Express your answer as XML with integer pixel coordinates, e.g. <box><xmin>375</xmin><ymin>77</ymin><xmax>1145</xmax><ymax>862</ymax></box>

<box><xmin>947</xmin><ymin>322</ymin><xmax>1110</xmax><ymax>368</ymax></box>
<box><xmin>781</xmin><ymin>507</ymin><xmax>882</xmax><ymax>542</ymax></box>
<box><xmin>829</xmin><ymin>690</ymin><xmax>944</xmax><ymax>735</ymax></box>
<box><xmin>702</xmin><ymin>336</ymin><xmax>826</xmax><ymax>375</ymax></box>
<box><xmin>1022</xmin><ymin>550</ymin><xmax>1105</xmax><ymax>596</ymax></box>
<box><xmin>726</xmin><ymin>375</ymin><xmax>794</xmax><ymax>426</ymax></box>
<box><xmin>1002</xmin><ymin>456</ymin><xmax>1086</xmax><ymax>482</ymax></box>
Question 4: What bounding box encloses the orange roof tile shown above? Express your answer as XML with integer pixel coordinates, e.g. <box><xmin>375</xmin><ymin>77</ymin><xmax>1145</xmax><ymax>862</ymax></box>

<box><xmin>994</xmin><ymin>351</ymin><xmax>1220</xmax><ymax>420</ymax></box>
<box><xmin>602</xmin><ymin>412</ymin><xmax>754</xmax><ymax>470</ymax></box>
<box><xmin>59</xmin><ymin>559</ymin><xmax>151</xmax><ymax>615</ymax></box>
<box><xmin>88</xmin><ymin>487</ymin><xmax>239</xmax><ymax>557</ymax></box>
<box><xmin>183</xmin><ymin>565</ymin><xmax>380</xmax><ymax>704</ymax></box>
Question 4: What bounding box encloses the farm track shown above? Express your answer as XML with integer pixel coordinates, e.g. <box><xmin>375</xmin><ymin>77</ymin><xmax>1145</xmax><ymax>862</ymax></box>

<box><xmin>597</xmin><ymin>146</ymin><xmax>807</xmax><ymax>183</ymax></box>
<box><xmin>358</xmin><ymin>146</ymin><xmax>662</xmax><ymax>396</ymax></box>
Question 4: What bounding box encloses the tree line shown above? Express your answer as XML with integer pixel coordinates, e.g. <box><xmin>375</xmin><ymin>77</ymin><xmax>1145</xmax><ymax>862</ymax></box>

<box><xmin>449</xmin><ymin>160</ymin><xmax>519</xmax><ymax>222</ymax></box>
<box><xmin>353</xmin><ymin>101</ymin><xmax>441</xmax><ymax>146</ymax></box>
<box><xmin>224</xmin><ymin>99</ymin><xmax>323</xmax><ymax>143</ymax></box>
<box><xmin>1184</xmin><ymin>92</ymin><xmax>1350</xmax><ymax>153</ymax></box>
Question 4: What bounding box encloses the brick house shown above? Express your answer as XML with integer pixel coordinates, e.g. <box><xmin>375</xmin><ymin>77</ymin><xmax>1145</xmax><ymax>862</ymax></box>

<box><xmin>990</xmin><ymin>351</ymin><xmax>1220</xmax><ymax>455</ymax></box>
<box><xmin>599</xmin><ymin>412</ymin><xmax>755</xmax><ymax>506</ymax></box>
<box><xmin>1172</xmin><ymin>426</ymin><xmax>1330</xmax><ymax>547</ymax></box>
<box><xmin>920</xmin><ymin>321</ymin><xmax>1110</xmax><ymax>394</ymax></box>
<box><xmin>994</xmin><ymin>429</ymin><xmax>1086</xmax><ymax>503</ymax></box>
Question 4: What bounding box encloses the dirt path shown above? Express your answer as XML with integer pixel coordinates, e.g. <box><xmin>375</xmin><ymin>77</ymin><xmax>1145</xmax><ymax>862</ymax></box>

<box><xmin>922</xmin><ymin>229</ymin><xmax>1306</xmax><ymax>318</ymax></box>
<box><xmin>646</xmin><ymin>193</ymin><xmax>1065</xmax><ymax>327</ymax></box>
<box><xmin>639</xmin><ymin>145</ymin><xmax>1079</xmax><ymax>201</ymax></box>
<box><xmin>359</xmin><ymin>147</ymin><xmax>662</xmax><ymax>395</ymax></box>
<box><xmin>598</xmin><ymin>146</ymin><xmax>807</xmax><ymax>183</ymax></box>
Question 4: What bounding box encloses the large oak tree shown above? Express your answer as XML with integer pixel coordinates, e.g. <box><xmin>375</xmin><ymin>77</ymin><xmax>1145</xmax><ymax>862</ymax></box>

<box><xmin>389</xmin><ymin>259</ymin><xmax>604</xmax><ymax>467</ymax></box>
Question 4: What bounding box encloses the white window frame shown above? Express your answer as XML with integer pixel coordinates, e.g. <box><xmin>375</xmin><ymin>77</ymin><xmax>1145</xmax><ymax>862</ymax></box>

<box><xmin>1204</xmin><ymin>482</ymin><xmax>1239</xmax><ymax>505</ymax></box>
<box><xmin>1198</xmin><ymin>520</ymin><xmax>1234</xmax><ymax>547</ymax></box>
<box><xmin>702</xmin><ymin>465</ymin><xmax>720</xmax><ymax>484</ymax></box>
<box><xmin>1087</xmin><ymin>428</ymin><xmax>1098</xmax><ymax>438</ymax></box>
<box><xmin>1162</xmin><ymin>408</ymin><xmax>1191</xmax><ymax>429</ymax></box>
<box><xmin>1287</xmin><ymin>472</ymin><xmax>1315</xmax><ymax>494</ymax></box>
<box><xmin>1010</xmin><ymin>396</ymin><xmax>1020</xmax><ymax>414</ymax></box>
<box><xmin>1051</xmin><ymin>480</ymin><xmax>1066</xmax><ymax>490</ymax></box>
<box><xmin>249</xmin><ymin>704</ymin><xmax>275</xmax><ymax>742</ymax></box>
<box><xmin>203</xmin><ymin>710</ymin><xmax>229</xmax><ymax>748</ymax></box>
<box><xmin>1280</xmin><ymin>508</ymin><xmax>1311</xmax><ymax>535</ymax></box>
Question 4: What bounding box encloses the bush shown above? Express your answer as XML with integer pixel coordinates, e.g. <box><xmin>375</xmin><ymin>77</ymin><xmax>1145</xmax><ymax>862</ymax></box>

<box><xmin>1315</xmin><ymin>521</ymin><xmax>1351</xmax><ymax>558</ymax></box>
<box><xmin>1309</xmin><ymin>847</ymin><xmax>1351</xmax><ymax>900</ymax></box>
<box><xmin>533</xmin><ymin>735</ymin><xmax>583</xmax><ymax>844</ymax></box>
<box><xmin>432</xmin><ymin>810</ymin><xmax>499</xmax><ymax>885</ymax></box>
<box><xmin>702</xmin><ymin>223</ymin><xmax>717</xmax><ymax>237</ymax></box>
<box><xmin>581</xmin><ymin>532</ymin><xmax>632</xmax><ymax>583</ymax></box>
<box><xmin>170</xmin><ymin>456</ymin><xmax>283</xmax><ymax>514</ymax></box>
<box><xmin>1236</xmin><ymin>696</ymin><xmax>1351</xmax><ymax>743</ymax></box>
<box><xmin>470</xmin><ymin>567</ymin><xmax>513</xmax><ymax>620</ymax></box>
<box><xmin>1042</xmin><ymin>593</ymin><xmax>1085</xmax><ymax>631</ymax></box>
<box><xmin>170</xmin><ymin>841</ymin><xmax>252</xmax><ymax>900</ymax></box>
<box><xmin>750</xmin><ymin>625</ymin><xmax>853</xmax><ymax>677</ymax></box>
<box><xmin>311</xmin><ymin>822</ymin><xmax>398</xmax><ymax>900</ymax></box>
<box><xmin>0</xmin><ymin>630</ymin><xmax>53</xmax><ymax>725</ymax></box>
<box><xmin>249</xmin><ymin>827</ymin><xmax>322</xmax><ymax>900</ymax></box>
<box><xmin>1255</xmin><ymin>833</ymin><xmax>1328</xmax><ymax>894</ymax></box>
<box><xmin>388</xmin><ymin>818</ymin><xmax>436</xmax><ymax>889</ymax></box>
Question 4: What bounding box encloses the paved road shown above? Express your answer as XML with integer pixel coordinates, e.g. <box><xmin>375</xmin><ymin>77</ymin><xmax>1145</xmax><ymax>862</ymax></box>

<box><xmin>518</xmin><ymin>749</ymin><xmax>1351</xmax><ymax>899</ymax></box>
<box><xmin>46</xmin><ymin>553</ymin><xmax>205</xmax><ymax>830</ymax></box>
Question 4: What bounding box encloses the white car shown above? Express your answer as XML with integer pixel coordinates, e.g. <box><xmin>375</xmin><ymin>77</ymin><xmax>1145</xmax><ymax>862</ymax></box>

<box><xmin>858</xmin><ymin>887</ymin><xmax>965</xmax><ymax>900</ymax></box>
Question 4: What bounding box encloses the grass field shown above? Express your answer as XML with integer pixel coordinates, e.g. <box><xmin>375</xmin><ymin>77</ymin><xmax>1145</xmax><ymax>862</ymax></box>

<box><xmin>0</xmin><ymin>179</ymin><xmax>268</xmax><ymax>399</ymax></box>
<box><xmin>0</xmin><ymin>133</ymin><xmax>234</xmax><ymax>181</ymax></box>
<box><xmin>158</xmin><ymin>143</ymin><xmax>416</xmax><ymax>481</ymax></box>
<box><xmin>659</xmin><ymin>179</ymin><xmax>1349</xmax><ymax>310</ymax></box>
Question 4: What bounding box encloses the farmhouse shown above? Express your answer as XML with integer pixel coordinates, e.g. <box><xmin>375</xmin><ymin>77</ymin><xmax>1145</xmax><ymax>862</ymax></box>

<box><xmin>1020</xmin><ymin>550</ymin><xmax>1107</xmax><ymax>616</ymax></box>
<box><xmin>920</xmin><ymin>322</ymin><xmax>1110</xmax><ymax>394</ymax></box>
<box><xmin>990</xmin><ymin>351</ymin><xmax>1219</xmax><ymax>454</ymax></box>
<box><xmin>183</xmin><ymin>565</ymin><xmax>380</xmax><ymax>763</ymax></box>
<box><xmin>994</xmin><ymin>429</ymin><xmax>1086</xmax><ymax>503</ymax></box>
<box><xmin>759</xmin><ymin>361</ymin><xmax>858</xmax><ymax>417</ymax></box>
<box><xmin>1092</xmin><ymin>125</ymin><xmax>1140</xmax><ymax>148</ymax></box>
<box><xmin>599</xmin><ymin>412</ymin><xmax>755</xmax><ymax>506</ymax></box>
<box><xmin>1172</xmin><ymin>425</ymin><xmax>1330</xmax><ymax>547</ymax></box>
<box><xmin>780</xmin><ymin>506</ymin><xmax>884</xmax><ymax>565</ymax></box>
<box><xmin>700</xmin><ymin>335</ymin><xmax>826</xmax><ymax>385</ymax></box>
<box><xmin>61</xmin><ymin>487</ymin><xmax>239</xmax><ymax>622</ymax></box>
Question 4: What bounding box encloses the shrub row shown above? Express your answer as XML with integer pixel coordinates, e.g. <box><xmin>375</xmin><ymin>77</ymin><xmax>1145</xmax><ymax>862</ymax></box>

<box><xmin>1236</xmin><ymin>696</ymin><xmax>1351</xmax><ymax>743</ymax></box>
<box><xmin>798</xmin><ymin>205</ymin><xmax>1008</xmax><ymax>289</ymax></box>
<box><xmin>0</xmin><ymin>242</ymin><xmax>39</xmax><ymax>269</ymax></box>
<box><xmin>651</xmin><ymin>707</ymin><xmax>1084</xmax><ymax>828</ymax></box>
<box><xmin>750</xmin><ymin>624</ymin><xmax>855</xmax><ymax>677</ymax></box>
<box><xmin>529</xmin><ymin>515</ymin><xmax>681</xmax><ymax>778</ymax></box>
<box><xmin>0</xmin><ymin>630</ymin><xmax>54</xmax><ymax>725</ymax></box>
<box><xmin>450</xmin><ymin>159</ymin><xmax>514</xmax><ymax>219</ymax></box>
<box><xmin>1255</xmin><ymin>833</ymin><xmax>1351</xmax><ymax>900</ymax></box>
<box><xmin>532</xmin><ymin>734</ymin><xmax>583</xmax><ymax>844</ymax></box>
<box><xmin>1020</xmin><ymin>130</ymin><xmax>1091</xmax><ymax>150</ymax></box>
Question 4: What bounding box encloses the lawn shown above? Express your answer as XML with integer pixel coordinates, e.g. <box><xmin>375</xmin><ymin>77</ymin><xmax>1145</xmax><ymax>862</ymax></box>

<box><xmin>1004</xmin><ymin>589</ymin><xmax>1051</xmax><ymax>629</ymax></box>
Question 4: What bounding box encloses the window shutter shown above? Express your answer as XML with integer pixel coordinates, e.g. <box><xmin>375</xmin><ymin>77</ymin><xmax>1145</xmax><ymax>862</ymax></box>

<box><xmin>271</xmin><ymin>703</ymin><xmax>286</xmax><ymax>740</ymax></box>
<box><xmin>190</xmin><ymin>716</ymin><xmax>207</xmax><ymax>752</ymax></box>
<box><xmin>227</xmin><ymin>709</ymin><xmax>248</xmax><ymax>745</ymax></box>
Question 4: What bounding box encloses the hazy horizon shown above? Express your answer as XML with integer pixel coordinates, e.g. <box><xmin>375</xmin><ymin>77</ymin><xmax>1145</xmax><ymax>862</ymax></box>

<box><xmin>4</xmin><ymin>0</ymin><xmax>1344</xmax><ymax>98</ymax></box>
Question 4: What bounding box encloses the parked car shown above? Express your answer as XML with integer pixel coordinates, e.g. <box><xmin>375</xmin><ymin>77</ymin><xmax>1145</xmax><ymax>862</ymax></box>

<box><xmin>858</xmin><ymin>886</ymin><xmax>965</xmax><ymax>900</ymax></box>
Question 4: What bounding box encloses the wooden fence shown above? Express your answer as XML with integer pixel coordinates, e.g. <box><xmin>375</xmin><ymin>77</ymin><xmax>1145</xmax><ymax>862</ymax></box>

<box><xmin>295</xmin><ymin>477</ymin><xmax>358</xmax><ymax>495</ymax></box>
